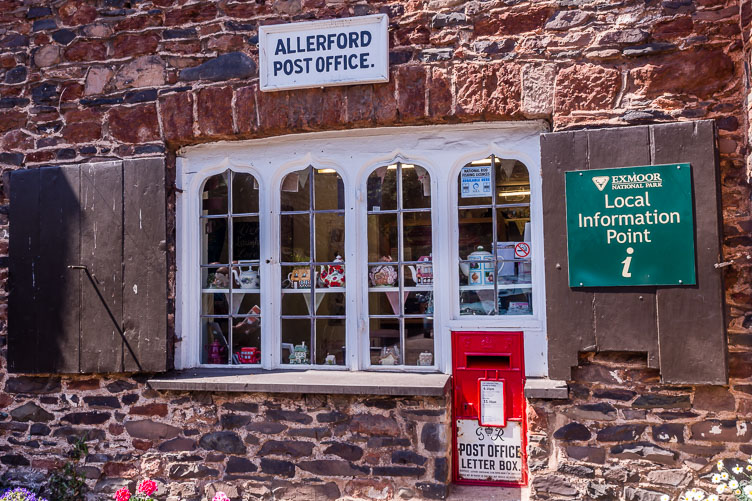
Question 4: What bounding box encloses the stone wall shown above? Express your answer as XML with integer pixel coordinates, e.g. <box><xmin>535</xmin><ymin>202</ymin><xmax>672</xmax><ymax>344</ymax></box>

<box><xmin>1</xmin><ymin>0</ymin><xmax>752</xmax><ymax>500</ymax></box>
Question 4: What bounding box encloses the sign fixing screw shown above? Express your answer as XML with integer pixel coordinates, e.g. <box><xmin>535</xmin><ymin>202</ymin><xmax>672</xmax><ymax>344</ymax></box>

<box><xmin>678</xmin><ymin>280</ymin><xmax>683</xmax><ymax>284</ymax></box>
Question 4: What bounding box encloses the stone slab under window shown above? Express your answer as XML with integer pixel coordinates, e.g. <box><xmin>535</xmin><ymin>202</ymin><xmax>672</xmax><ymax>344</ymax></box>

<box><xmin>524</xmin><ymin>378</ymin><xmax>568</xmax><ymax>399</ymax></box>
<box><xmin>148</xmin><ymin>369</ymin><xmax>451</xmax><ymax>396</ymax></box>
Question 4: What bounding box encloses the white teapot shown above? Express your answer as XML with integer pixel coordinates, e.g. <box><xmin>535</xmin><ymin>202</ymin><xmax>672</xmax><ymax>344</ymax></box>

<box><xmin>232</xmin><ymin>263</ymin><xmax>259</xmax><ymax>289</ymax></box>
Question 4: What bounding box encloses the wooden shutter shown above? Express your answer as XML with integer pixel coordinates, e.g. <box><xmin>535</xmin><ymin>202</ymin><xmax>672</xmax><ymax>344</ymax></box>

<box><xmin>541</xmin><ymin>120</ymin><xmax>727</xmax><ymax>384</ymax></box>
<box><xmin>8</xmin><ymin>158</ymin><xmax>167</xmax><ymax>374</ymax></box>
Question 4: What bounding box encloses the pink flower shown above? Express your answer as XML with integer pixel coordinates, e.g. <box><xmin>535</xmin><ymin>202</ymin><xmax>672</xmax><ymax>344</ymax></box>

<box><xmin>137</xmin><ymin>479</ymin><xmax>158</xmax><ymax>496</ymax></box>
<box><xmin>212</xmin><ymin>492</ymin><xmax>230</xmax><ymax>501</ymax></box>
<box><xmin>115</xmin><ymin>488</ymin><xmax>131</xmax><ymax>501</ymax></box>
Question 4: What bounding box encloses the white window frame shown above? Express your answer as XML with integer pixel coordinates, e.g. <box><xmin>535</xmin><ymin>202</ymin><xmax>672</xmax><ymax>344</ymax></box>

<box><xmin>176</xmin><ymin>122</ymin><xmax>549</xmax><ymax>376</ymax></box>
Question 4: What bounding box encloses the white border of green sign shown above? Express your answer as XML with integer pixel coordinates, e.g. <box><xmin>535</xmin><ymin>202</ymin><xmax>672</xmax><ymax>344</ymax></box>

<box><xmin>565</xmin><ymin>163</ymin><xmax>696</xmax><ymax>287</ymax></box>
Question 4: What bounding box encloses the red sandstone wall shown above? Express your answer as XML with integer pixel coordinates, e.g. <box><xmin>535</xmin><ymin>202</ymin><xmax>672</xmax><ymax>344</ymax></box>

<box><xmin>1</xmin><ymin>1</ymin><xmax>752</xmax><ymax>500</ymax></box>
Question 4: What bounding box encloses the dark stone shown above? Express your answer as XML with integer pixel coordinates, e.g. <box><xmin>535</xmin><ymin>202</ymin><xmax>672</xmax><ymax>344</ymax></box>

<box><xmin>597</xmin><ymin>425</ymin><xmax>646</xmax><ymax>442</ymax></box>
<box><xmin>225</xmin><ymin>21</ymin><xmax>256</xmax><ymax>31</ymax></box>
<box><xmin>592</xmin><ymin>389</ymin><xmax>636</xmax><ymax>401</ymax></box>
<box><xmin>164</xmin><ymin>28</ymin><xmax>197</xmax><ymax>39</ymax></box>
<box><xmin>652</xmin><ymin>423</ymin><xmax>684</xmax><ymax>443</ymax></box>
<box><xmin>52</xmin><ymin>427</ymin><xmax>106</xmax><ymax>443</ymax></box>
<box><xmin>389</xmin><ymin>50</ymin><xmax>413</xmax><ymax>65</ymax></box>
<box><xmin>416</xmin><ymin>482</ymin><xmax>449</xmax><ymax>500</ymax></box>
<box><xmin>124</xmin><ymin>89</ymin><xmax>158</xmax><ymax>104</ymax></box>
<box><xmin>121</xmin><ymin>394</ymin><xmax>138</xmax><ymax>405</ymax></box>
<box><xmin>223</xmin><ymin>402</ymin><xmax>259</xmax><ymax>413</ymax></box>
<box><xmin>158</xmin><ymin>438</ymin><xmax>196</xmax><ymax>452</ymax></box>
<box><xmin>179</xmin><ymin>52</ymin><xmax>257</xmax><ymax>82</ymax></box>
<box><xmin>557</xmin><ymin>462</ymin><xmax>595</xmax><ymax>478</ymax></box>
<box><xmin>716</xmin><ymin>116</ymin><xmax>739</xmax><ymax>131</ymax></box>
<box><xmin>83</xmin><ymin>396</ymin><xmax>121</xmax><ymax>409</ymax></box>
<box><xmin>587</xmin><ymin>482</ymin><xmax>619</xmax><ymax>499</ymax></box>
<box><xmin>10</xmin><ymin>402</ymin><xmax>54</xmax><ymax>422</ymax></box>
<box><xmin>317</xmin><ymin>411</ymin><xmax>348</xmax><ymax>423</ymax></box>
<box><xmin>31</xmin><ymin>82</ymin><xmax>58</xmax><ymax>104</ymax></box>
<box><xmin>532</xmin><ymin>475</ymin><xmax>579</xmax><ymax>497</ymax></box>
<box><xmin>421</xmin><ymin>423</ymin><xmax>442</xmax><ymax>452</ymax></box>
<box><xmin>265</xmin><ymin>409</ymin><xmax>313</xmax><ymax>424</ymax></box>
<box><xmin>632</xmin><ymin>394</ymin><xmax>690</xmax><ymax>409</ymax></box>
<box><xmin>367</xmin><ymin>437</ymin><xmax>411</xmax><ymax>448</ymax></box>
<box><xmin>81</xmin><ymin>96</ymin><xmax>125</xmax><ymax>106</ymax></box>
<box><xmin>226</xmin><ymin>456</ymin><xmax>258</xmax><ymax>474</ymax></box>
<box><xmin>289</xmin><ymin>427</ymin><xmax>331</xmax><ymax>439</ymax></box>
<box><xmin>392</xmin><ymin>450</ymin><xmax>427</xmax><ymax>466</ymax></box>
<box><xmin>5</xmin><ymin>66</ymin><xmax>27</xmax><ymax>84</ymax></box>
<box><xmin>30</xmin><ymin>423</ymin><xmax>51</xmax><ymax>436</ymax></box>
<box><xmin>0</xmin><ymin>153</ymin><xmax>24</xmax><ymax>166</ymax></box>
<box><xmin>624</xmin><ymin>486</ymin><xmax>670</xmax><ymax>501</ymax></box>
<box><xmin>554</xmin><ymin>423</ymin><xmax>591</xmax><ymax>441</ymax></box>
<box><xmin>56</xmin><ymin>148</ymin><xmax>76</xmax><ymax>160</ymax></box>
<box><xmin>1</xmin><ymin>455</ymin><xmax>30</xmax><ymax>466</ymax></box>
<box><xmin>372</xmin><ymin>466</ymin><xmax>425</xmax><ymax>477</ymax></box>
<box><xmin>0</xmin><ymin>422</ymin><xmax>28</xmax><ymax>432</ymax></box>
<box><xmin>567</xmin><ymin>403</ymin><xmax>617</xmax><ymax>421</ymax></box>
<box><xmin>107</xmin><ymin>380</ymin><xmax>136</xmax><ymax>393</ymax></box>
<box><xmin>125</xmin><ymin>420</ymin><xmax>181</xmax><ymax>441</ymax></box>
<box><xmin>52</xmin><ymin>29</ymin><xmax>76</xmax><ymax>44</ymax></box>
<box><xmin>33</xmin><ymin>19</ymin><xmax>56</xmax><ymax>31</ymax></box>
<box><xmin>62</xmin><ymin>412</ymin><xmax>110</xmax><ymax>425</ymax></box>
<box><xmin>199</xmin><ymin>431</ymin><xmax>246</xmax><ymax>454</ymax></box>
<box><xmin>623</xmin><ymin>42</ymin><xmax>677</xmax><ymax>56</ymax></box>
<box><xmin>260</xmin><ymin>458</ymin><xmax>295</xmax><ymax>477</ymax></box>
<box><xmin>324</xmin><ymin>442</ymin><xmax>363</xmax><ymax>461</ymax></box>
<box><xmin>419</xmin><ymin>48</ymin><xmax>454</xmax><ymax>62</ymax></box>
<box><xmin>545</xmin><ymin>10</ymin><xmax>590</xmax><ymax>30</ymax></box>
<box><xmin>27</xmin><ymin>6</ymin><xmax>52</xmax><ymax>18</ymax></box>
<box><xmin>221</xmin><ymin>414</ymin><xmax>250</xmax><ymax>430</ymax></box>
<box><xmin>431</xmin><ymin>12</ymin><xmax>467</xmax><ymax>28</ymax></box>
<box><xmin>611</xmin><ymin>442</ymin><xmax>677</xmax><ymax>464</ymax></box>
<box><xmin>565</xmin><ymin>445</ymin><xmax>606</xmax><ymax>464</ymax></box>
<box><xmin>691</xmin><ymin>420</ymin><xmax>752</xmax><ymax>442</ymax></box>
<box><xmin>246</xmin><ymin>422</ymin><xmax>287</xmax><ymax>434</ymax></box>
<box><xmin>621</xmin><ymin>110</ymin><xmax>672</xmax><ymax>124</ymax></box>
<box><xmin>655</xmin><ymin>411</ymin><xmax>698</xmax><ymax>420</ymax></box>
<box><xmin>472</xmin><ymin>39</ymin><xmax>516</xmax><ymax>55</ymax></box>
<box><xmin>86</xmin><ymin>453</ymin><xmax>110</xmax><ymax>463</ymax></box>
<box><xmin>258</xmin><ymin>440</ymin><xmax>314</xmax><ymax>458</ymax></box>
<box><xmin>0</xmin><ymin>97</ymin><xmax>30</xmax><ymax>108</ymax></box>
<box><xmin>1</xmin><ymin>34</ymin><xmax>28</xmax><ymax>48</ymax></box>
<box><xmin>168</xmin><ymin>463</ymin><xmax>219</xmax><ymax>479</ymax></box>
<box><xmin>299</xmin><ymin>460</ymin><xmax>370</xmax><ymax>476</ymax></box>
<box><xmin>434</xmin><ymin>457</ymin><xmax>449</xmax><ymax>482</ymax></box>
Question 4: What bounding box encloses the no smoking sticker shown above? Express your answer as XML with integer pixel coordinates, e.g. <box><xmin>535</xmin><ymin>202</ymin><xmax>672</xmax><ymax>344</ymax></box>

<box><xmin>514</xmin><ymin>243</ymin><xmax>530</xmax><ymax>258</ymax></box>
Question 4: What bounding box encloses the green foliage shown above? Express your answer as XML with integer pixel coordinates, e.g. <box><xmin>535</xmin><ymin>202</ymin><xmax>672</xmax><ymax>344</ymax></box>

<box><xmin>46</xmin><ymin>436</ymin><xmax>88</xmax><ymax>501</ymax></box>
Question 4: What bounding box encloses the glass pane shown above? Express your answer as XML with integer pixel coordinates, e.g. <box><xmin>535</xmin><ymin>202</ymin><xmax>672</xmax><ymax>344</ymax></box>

<box><xmin>404</xmin><ymin>319</ymin><xmax>433</xmax><ymax>366</ymax></box>
<box><xmin>232</xmin><ymin>216</ymin><xmax>260</xmax><ymax>262</ymax></box>
<box><xmin>460</xmin><ymin>288</ymin><xmax>495</xmax><ymax>316</ymax></box>
<box><xmin>234</xmin><ymin>293</ymin><xmax>261</xmax><ymax>316</ymax></box>
<box><xmin>281</xmin><ymin>290</ymin><xmax>310</xmax><ymax>316</ymax></box>
<box><xmin>369</xmin><ymin>318</ymin><xmax>401</xmax><ymax>366</ymax></box>
<box><xmin>405</xmin><ymin>290</ymin><xmax>433</xmax><ymax>315</ymax></box>
<box><xmin>203</xmin><ymin>265</ymin><xmax>231</xmax><ymax>290</ymax></box>
<box><xmin>369</xmin><ymin>260</ymin><xmax>399</xmax><ymax>288</ymax></box>
<box><xmin>317</xmin><ymin>292</ymin><xmax>346</xmax><ymax>315</ymax></box>
<box><xmin>201</xmin><ymin>218</ymin><xmax>228</xmax><ymax>265</ymax></box>
<box><xmin>280</xmin><ymin>214</ymin><xmax>310</xmax><ymax>263</ymax></box>
<box><xmin>232</xmin><ymin>172</ymin><xmax>259</xmax><ymax>214</ymax></box>
<box><xmin>496</xmin><ymin>159</ymin><xmax>530</xmax><ymax>206</ymax></box>
<box><xmin>367</xmin><ymin>165</ymin><xmax>397</xmax><ymax>211</ymax></box>
<box><xmin>316</xmin><ymin>318</ymin><xmax>346</xmax><ymax>365</ymax></box>
<box><xmin>497</xmin><ymin>207</ymin><xmax>529</xmax><ymax>243</ymax></box>
<box><xmin>402</xmin><ymin>165</ymin><xmax>430</xmax><ymax>209</ymax></box>
<box><xmin>369</xmin><ymin>291</ymin><xmax>401</xmax><ymax>315</ymax></box>
<box><xmin>202</xmin><ymin>292</ymin><xmax>229</xmax><ymax>316</ymax></box>
<box><xmin>315</xmin><ymin>213</ymin><xmax>344</xmax><ymax>263</ymax></box>
<box><xmin>282</xmin><ymin>265</ymin><xmax>314</xmax><ymax>291</ymax></box>
<box><xmin>367</xmin><ymin>214</ymin><xmax>397</xmax><ymax>262</ymax></box>
<box><xmin>458</xmin><ymin>160</ymin><xmax>493</xmax><ymax>207</ymax></box>
<box><xmin>201</xmin><ymin>319</ymin><xmax>230</xmax><ymax>364</ymax></box>
<box><xmin>232</xmin><ymin>316</ymin><xmax>261</xmax><ymax>365</ymax></box>
<box><xmin>202</xmin><ymin>173</ymin><xmax>228</xmax><ymax>215</ymax></box>
<box><xmin>282</xmin><ymin>318</ymin><xmax>312</xmax><ymax>364</ymax></box>
<box><xmin>403</xmin><ymin>211</ymin><xmax>432</xmax><ymax>262</ymax></box>
<box><xmin>458</xmin><ymin>208</ymin><xmax>493</xmax><ymax>260</ymax></box>
<box><xmin>281</xmin><ymin>168</ymin><xmax>310</xmax><ymax>212</ymax></box>
<box><xmin>498</xmin><ymin>288</ymin><xmax>533</xmax><ymax>316</ymax></box>
<box><xmin>314</xmin><ymin>169</ymin><xmax>344</xmax><ymax>211</ymax></box>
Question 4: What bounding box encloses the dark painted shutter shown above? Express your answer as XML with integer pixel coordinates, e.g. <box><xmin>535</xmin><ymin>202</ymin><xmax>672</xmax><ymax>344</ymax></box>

<box><xmin>8</xmin><ymin>158</ymin><xmax>167</xmax><ymax>374</ymax></box>
<box><xmin>541</xmin><ymin>120</ymin><xmax>727</xmax><ymax>384</ymax></box>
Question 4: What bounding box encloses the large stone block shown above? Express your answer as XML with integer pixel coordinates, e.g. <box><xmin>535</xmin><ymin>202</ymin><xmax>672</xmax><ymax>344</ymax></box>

<box><xmin>112</xmin><ymin>55</ymin><xmax>165</xmax><ymax>90</ymax></box>
<box><xmin>108</xmin><ymin>104</ymin><xmax>160</xmax><ymax>143</ymax></box>
<box><xmin>199</xmin><ymin>431</ymin><xmax>246</xmax><ymax>454</ymax></box>
<box><xmin>125</xmin><ymin>419</ymin><xmax>181</xmax><ymax>441</ymax></box>
<box><xmin>554</xmin><ymin>64</ymin><xmax>620</xmax><ymax>115</ymax></box>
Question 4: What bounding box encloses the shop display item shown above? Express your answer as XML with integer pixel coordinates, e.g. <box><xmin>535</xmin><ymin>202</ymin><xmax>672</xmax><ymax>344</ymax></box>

<box><xmin>231</xmin><ymin>262</ymin><xmax>260</xmax><ymax>289</ymax></box>
<box><xmin>324</xmin><ymin>353</ymin><xmax>336</xmax><ymax>365</ymax></box>
<box><xmin>208</xmin><ymin>266</ymin><xmax>231</xmax><ymax>288</ymax></box>
<box><xmin>288</xmin><ymin>342</ymin><xmax>310</xmax><ymax>364</ymax></box>
<box><xmin>417</xmin><ymin>351</ymin><xmax>433</xmax><ymax>366</ymax></box>
<box><xmin>370</xmin><ymin>256</ymin><xmax>398</xmax><ymax>287</ymax></box>
<box><xmin>288</xmin><ymin>267</ymin><xmax>314</xmax><ymax>288</ymax></box>
<box><xmin>205</xmin><ymin>340</ymin><xmax>226</xmax><ymax>364</ymax></box>
<box><xmin>460</xmin><ymin>246</ymin><xmax>495</xmax><ymax>285</ymax></box>
<box><xmin>319</xmin><ymin>254</ymin><xmax>345</xmax><ymax>288</ymax></box>
<box><xmin>379</xmin><ymin>345</ymin><xmax>400</xmax><ymax>365</ymax></box>
<box><xmin>235</xmin><ymin>347</ymin><xmax>260</xmax><ymax>364</ymax></box>
<box><xmin>408</xmin><ymin>254</ymin><xmax>433</xmax><ymax>285</ymax></box>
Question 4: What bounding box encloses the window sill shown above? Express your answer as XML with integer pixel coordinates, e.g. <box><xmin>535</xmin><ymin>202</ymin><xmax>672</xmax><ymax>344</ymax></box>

<box><xmin>524</xmin><ymin>378</ymin><xmax>568</xmax><ymax>399</ymax></box>
<box><xmin>148</xmin><ymin>368</ymin><xmax>451</xmax><ymax>396</ymax></box>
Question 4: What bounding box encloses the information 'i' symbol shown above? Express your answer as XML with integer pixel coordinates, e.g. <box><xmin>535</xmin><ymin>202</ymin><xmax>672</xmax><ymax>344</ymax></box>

<box><xmin>621</xmin><ymin>247</ymin><xmax>634</xmax><ymax>278</ymax></box>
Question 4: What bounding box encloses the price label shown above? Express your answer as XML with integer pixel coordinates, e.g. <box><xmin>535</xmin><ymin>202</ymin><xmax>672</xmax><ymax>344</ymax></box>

<box><xmin>479</xmin><ymin>380</ymin><xmax>505</xmax><ymax>427</ymax></box>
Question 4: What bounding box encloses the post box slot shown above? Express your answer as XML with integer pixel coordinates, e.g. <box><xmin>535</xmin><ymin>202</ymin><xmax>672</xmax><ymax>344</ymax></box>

<box><xmin>465</xmin><ymin>354</ymin><xmax>510</xmax><ymax>369</ymax></box>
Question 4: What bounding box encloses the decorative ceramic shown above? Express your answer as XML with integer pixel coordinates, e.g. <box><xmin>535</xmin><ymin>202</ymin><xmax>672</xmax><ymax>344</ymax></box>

<box><xmin>379</xmin><ymin>345</ymin><xmax>400</xmax><ymax>365</ymax></box>
<box><xmin>288</xmin><ymin>341</ymin><xmax>309</xmax><ymax>364</ymax></box>
<box><xmin>205</xmin><ymin>340</ymin><xmax>226</xmax><ymax>364</ymax></box>
<box><xmin>369</xmin><ymin>256</ymin><xmax>398</xmax><ymax>287</ymax></box>
<box><xmin>408</xmin><ymin>254</ymin><xmax>433</xmax><ymax>285</ymax></box>
<box><xmin>460</xmin><ymin>246</ymin><xmax>495</xmax><ymax>285</ymax></box>
<box><xmin>417</xmin><ymin>351</ymin><xmax>433</xmax><ymax>366</ymax></box>
<box><xmin>319</xmin><ymin>255</ymin><xmax>345</xmax><ymax>288</ymax></box>
<box><xmin>232</xmin><ymin>263</ymin><xmax>259</xmax><ymax>289</ymax></box>
<box><xmin>209</xmin><ymin>266</ymin><xmax>230</xmax><ymax>288</ymax></box>
<box><xmin>235</xmin><ymin>347</ymin><xmax>260</xmax><ymax>364</ymax></box>
<box><xmin>288</xmin><ymin>267</ymin><xmax>313</xmax><ymax>288</ymax></box>
<box><xmin>324</xmin><ymin>354</ymin><xmax>336</xmax><ymax>365</ymax></box>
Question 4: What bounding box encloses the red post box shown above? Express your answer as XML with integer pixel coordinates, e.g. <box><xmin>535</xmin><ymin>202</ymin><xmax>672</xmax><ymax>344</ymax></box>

<box><xmin>452</xmin><ymin>331</ymin><xmax>527</xmax><ymax>486</ymax></box>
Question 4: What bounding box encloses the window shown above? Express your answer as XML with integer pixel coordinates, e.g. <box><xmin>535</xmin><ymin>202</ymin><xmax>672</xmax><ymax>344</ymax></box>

<box><xmin>177</xmin><ymin>123</ymin><xmax>546</xmax><ymax>375</ymax></box>
<box><xmin>457</xmin><ymin>156</ymin><xmax>532</xmax><ymax>316</ymax></box>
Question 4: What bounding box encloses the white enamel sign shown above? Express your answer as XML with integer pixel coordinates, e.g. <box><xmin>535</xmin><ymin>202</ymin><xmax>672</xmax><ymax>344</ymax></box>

<box><xmin>479</xmin><ymin>380</ymin><xmax>505</xmax><ymax>427</ymax></box>
<box><xmin>259</xmin><ymin>14</ymin><xmax>389</xmax><ymax>92</ymax></box>
<box><xmin>457</xmin><ymin>419</ymin><xmax>523</xmax><ymax>482</ymax></box>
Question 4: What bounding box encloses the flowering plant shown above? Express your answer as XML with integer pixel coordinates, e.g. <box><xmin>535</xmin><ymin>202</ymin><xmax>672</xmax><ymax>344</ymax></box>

<box><xmin>659</xmin><ymin>458</ymin><xmax>752</xmax><ymax>501</ymax></box>
<box><xmin>114</xmin><ymin>480</ymin><xmax>159</xmax><ymax>501</ymax></box>
<box><xmin>0</xmin><ymin>488</ymin><xmax>48</xmax><ymax>501</ymax></box>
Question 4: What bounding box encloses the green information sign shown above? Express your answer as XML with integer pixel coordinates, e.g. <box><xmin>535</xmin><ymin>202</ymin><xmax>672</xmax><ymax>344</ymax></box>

<box><xmin>565</xmin><ymin>163</ymin><xmax>696</xmax><ymax>287</ymax></box>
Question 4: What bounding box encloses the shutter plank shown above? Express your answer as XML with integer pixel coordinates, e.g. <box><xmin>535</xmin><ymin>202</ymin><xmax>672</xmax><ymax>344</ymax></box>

<box><xmin>587</xmin><ymin>127</ymin><xmax>659</xmax><ymax>368</ymax></box>
<box><xmin>123</xmin><ymin>157</ymin><xmax>167</xmax><ymax>372</ymax></box>
<box><xmin>37</xmin><ymin>166</ymin><xmax>81</xmax><ymax>373</ymax></box>
<box><xmin>80</xmin><ymin>161</ymin><xmax>123</xmax><ymax>373</ymax></box>
<box><xmin>652</xmin><ymin>120</ymin><xmax>727</xmax><ymax>384</ymax></box>
<box><xmin>8</xmin><ymin>169</ymin><xmax>40</xmax><ymax>373</ymax></box>
<box><xmin>541</xmin><ymin>130</ymin><xmax>594</xmax><ymax>380</ymax></box>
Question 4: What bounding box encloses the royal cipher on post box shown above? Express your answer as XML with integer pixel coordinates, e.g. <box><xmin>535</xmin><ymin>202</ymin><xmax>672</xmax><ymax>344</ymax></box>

<box><xmin>452</xmin><ymin>331</ymin><xmax>527</xmax><ymax>486</ymax></box>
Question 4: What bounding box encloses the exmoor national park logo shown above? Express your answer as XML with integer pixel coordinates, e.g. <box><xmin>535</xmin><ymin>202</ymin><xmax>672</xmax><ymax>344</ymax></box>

<box><xmin>592</xmin><ymin>176</ymin><xmax>610</xmax><ymax>191</ymax></box>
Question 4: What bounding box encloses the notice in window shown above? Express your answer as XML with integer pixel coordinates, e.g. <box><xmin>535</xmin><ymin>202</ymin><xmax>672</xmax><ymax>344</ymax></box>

<box><xmin>456</xmin><ymin>419</ymin><xmax>523</xmax><ymax>482</ymax></box>
<box><xmin>460</xmin><ymin>166</ymin><xmax>492</xmax><ymax>198</ymax></box>
<box><xmin>479</xmin><ymin>380</ymin><xmax>505</xmax><ymax>427</ymax></box>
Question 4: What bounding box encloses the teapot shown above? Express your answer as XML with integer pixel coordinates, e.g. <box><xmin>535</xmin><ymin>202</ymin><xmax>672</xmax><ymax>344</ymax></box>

<box><xmin>205</xmin><ymin>340</ymin><xmax>226</xmax><ymax>364</ymax></box>
<box><xmin>319</xmin><ymin>255</ymin><xmax>345</xmax><ymax>288</ymax></box>
<box><xmin>288</xmin><ymin>267</ymin><xmax>314</xmax><ymax>289</ymax></box>
<box><xmin>231</xmin><ymin>263</ymin><xmax>259</xmax><ymax>289</ymax></box>
<box><xmin>407</xmin><ymin>254</ymin><xmax>433</xmax><ymax>285</ymax></box>
<box><xmin>459</xmin><ymin>246</ymin><xmax>495</xmax><ymax>285</ymax></box>
<box><xmin>369</xmin><ymin>256</ymin><xmax>398</xmax><ymax>287</ymax></box>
